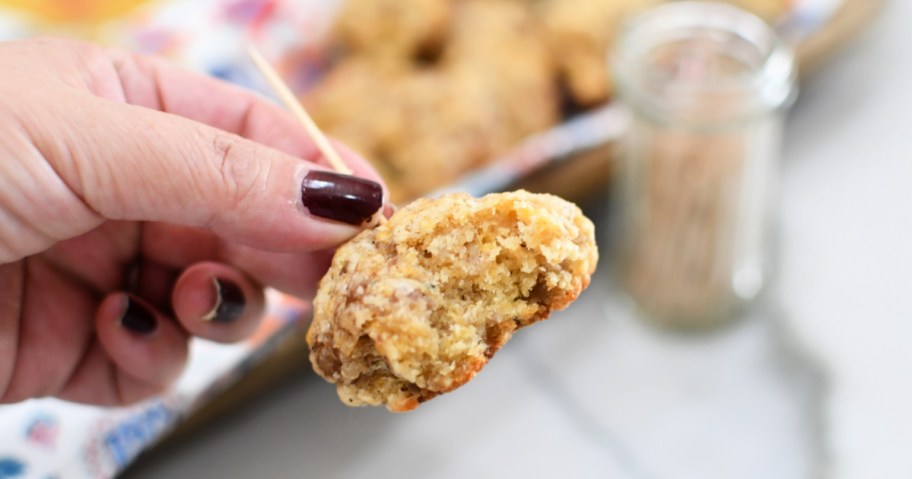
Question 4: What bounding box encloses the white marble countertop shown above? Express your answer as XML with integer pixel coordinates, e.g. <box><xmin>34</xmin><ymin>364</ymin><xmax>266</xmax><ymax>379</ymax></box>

<box><xmin>126</xmin><ymin>3</ymin><xmax>910</xmax><ymax>478</ymax></box>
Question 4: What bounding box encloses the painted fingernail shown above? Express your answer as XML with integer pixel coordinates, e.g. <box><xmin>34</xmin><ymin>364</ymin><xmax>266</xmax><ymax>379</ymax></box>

<box><xmin>301</xmin><ymin>170</ymin><xmax>383</xmax><ymax>226</ymax></box>
<box><xmin>201</xmin><ymin>278</ymin><xmax>245</xmax><ymax>324</ymax></box>
<box><xmin>120</xmin><ymin>296</ymin><xmax>157</xmax><ymax>335</ymax></box>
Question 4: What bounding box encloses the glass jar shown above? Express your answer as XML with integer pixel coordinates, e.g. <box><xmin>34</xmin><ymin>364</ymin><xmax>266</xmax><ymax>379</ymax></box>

<box><xmin>611</xmin><ymin>1</ymin><xmax>797</xmax><ymax>329</ymax></box>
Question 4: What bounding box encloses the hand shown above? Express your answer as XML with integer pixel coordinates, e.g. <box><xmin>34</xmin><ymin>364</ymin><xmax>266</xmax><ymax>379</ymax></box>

<box><xmin>0</xmin><ymin>38</ymin><xmax>388</xmax><ymax>406</ymax></box>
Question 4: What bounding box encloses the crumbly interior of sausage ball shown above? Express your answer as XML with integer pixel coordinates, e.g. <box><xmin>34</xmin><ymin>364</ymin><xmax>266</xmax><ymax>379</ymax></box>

<box><xmin>307</xmin><ymin>191</ymin><xmax>597</xmax><ymax>412</ymax></box>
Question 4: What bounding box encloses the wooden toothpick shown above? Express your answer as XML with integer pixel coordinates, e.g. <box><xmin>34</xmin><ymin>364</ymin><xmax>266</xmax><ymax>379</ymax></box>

<box><xmin>247</xmin><ymin>46</ymin><xmax>352</xmax><ymax>176</ymax></box>
<box><xmin>247</xmin><ymin>46</ymin><xmax>387</xmax><ymax>226</ymax></box>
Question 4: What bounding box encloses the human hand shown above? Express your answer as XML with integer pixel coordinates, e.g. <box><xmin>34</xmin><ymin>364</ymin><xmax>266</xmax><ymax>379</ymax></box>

<box><xmin>0</xmin><ymin>38</ymin><xmax>388</xmax><ymax>406</ymax></box>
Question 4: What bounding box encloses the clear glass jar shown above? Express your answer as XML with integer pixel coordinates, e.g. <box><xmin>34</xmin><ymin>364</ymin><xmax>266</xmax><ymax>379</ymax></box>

<box><xmin>611</xmin><ymin>1</ymin><xmax>797</xmax><ymax>329</ymax></box>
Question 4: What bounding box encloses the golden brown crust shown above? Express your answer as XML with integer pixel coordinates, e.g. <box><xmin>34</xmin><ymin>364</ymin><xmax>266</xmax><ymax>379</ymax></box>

<box><xmin>307</xmin><ymin>191</ymin><xmax>598</xmax><ymax>411</ymax></box>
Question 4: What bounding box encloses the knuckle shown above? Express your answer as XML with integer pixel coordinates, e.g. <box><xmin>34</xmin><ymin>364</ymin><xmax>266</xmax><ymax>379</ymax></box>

<box><xmin>210</xmin><ymin>135</ymin><xmax>268</xmax><ymax>210</ymax></box>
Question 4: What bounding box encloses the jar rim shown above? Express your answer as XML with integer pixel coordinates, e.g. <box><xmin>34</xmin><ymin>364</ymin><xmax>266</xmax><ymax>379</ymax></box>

<box><xmin>612</xmin><ymin>1</ymin><xmax>797</xmax><ymax>125</ymax></box>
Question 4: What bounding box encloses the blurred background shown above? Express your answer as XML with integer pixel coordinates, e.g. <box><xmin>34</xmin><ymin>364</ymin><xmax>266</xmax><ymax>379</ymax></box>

<box><xmin>0</xmin><ymin>0</ymin><xmax>908</xmax><ymax>478</ymax></box>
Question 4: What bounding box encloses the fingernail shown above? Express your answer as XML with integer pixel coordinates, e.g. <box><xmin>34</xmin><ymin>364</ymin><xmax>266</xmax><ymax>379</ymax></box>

<box><xmin>301</xmin><ymin>170</ymin><xmax>383</xmax><ymax>226</ymax></box>
<box><xmin>201</xmin><ymin>278</ymin><xmax>245</xmax><ymax>324</ymax></box>
<box><xmin>120</xmin><ymin>296</ymin><xmax>157</xmax><ymax>335</ymax></box>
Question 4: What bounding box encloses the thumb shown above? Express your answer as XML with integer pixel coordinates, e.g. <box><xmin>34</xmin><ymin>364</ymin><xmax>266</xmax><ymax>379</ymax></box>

<box><xmin>33</xmin><ymin>93</ymin><xmax>386</xmax><ymax>253</ymax></box>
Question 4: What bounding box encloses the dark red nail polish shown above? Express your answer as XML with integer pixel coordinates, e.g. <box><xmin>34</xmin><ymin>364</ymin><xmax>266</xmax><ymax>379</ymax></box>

<box><xmin>202</xmin><ymin>278</ymin><xmax>245</xmax><ymax>324</ymax></box>
<box><xmin>120</xmin><ymin>297</ymin><xmax>157</xmax><ymax>335</ymax></box>
<box><xmin>301</xmin><ymin>171</ymin><xmax>383</xmax><ymax>226</ymax></box>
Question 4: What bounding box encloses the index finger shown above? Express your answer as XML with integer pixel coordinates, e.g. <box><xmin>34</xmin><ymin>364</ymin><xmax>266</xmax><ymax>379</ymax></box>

<box><xmin>102</xmin><ymin>48</ymin><xmax>383</xmax><ymax>183</ymax></box>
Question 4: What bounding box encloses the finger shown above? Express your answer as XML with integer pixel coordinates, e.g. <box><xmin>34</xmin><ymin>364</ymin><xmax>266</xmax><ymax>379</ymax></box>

<box><xmin>327</xmin><ymin>139</ymin><xmax>385</xmax><ymax>186</ymax></box>
<box><xmin>0</xmin><ymin>263</ymin><xmax>23</xmax><ymax>402</ymax></box>
<box><xmin>24</xmin><ymin>91</ymin><xmax>386</xmax><ymax>253</ymax></box>
<box><xmin>136</xmin><ymin>259</ymin><xmax>179</xmax><ymax>313</ymax></box>
<box><xmin>103</xmin><ymin>48</ymin><xmax>384</xmax><ymax>184</ymax></box>
<box><xmin>171</xmin><ymin>262</ymin><xmax>266</xmax><ymax>343</ymax></box>
<box><xmin>56</xmin><ymin>339</ymin><xmax>169</xmax><ymax>406</ymax></box>
<box><xmin>95</xmin><ymin>293</ymin><xmax>189</xmax><ymax>394</ymax></box>
<box><xmin>41</xmin><ymin>220</ymin><xmax>140</xmax><ymax>293</ymax></box>
<box><xmin>0</xmin><ymin>258</ymin><xmax>94</xmax><ymax>404</ymax></box>
<box><xmin>136</xmin><ymin>223</ymin><xmax>332</xmax><ymax>299</ymax></box>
